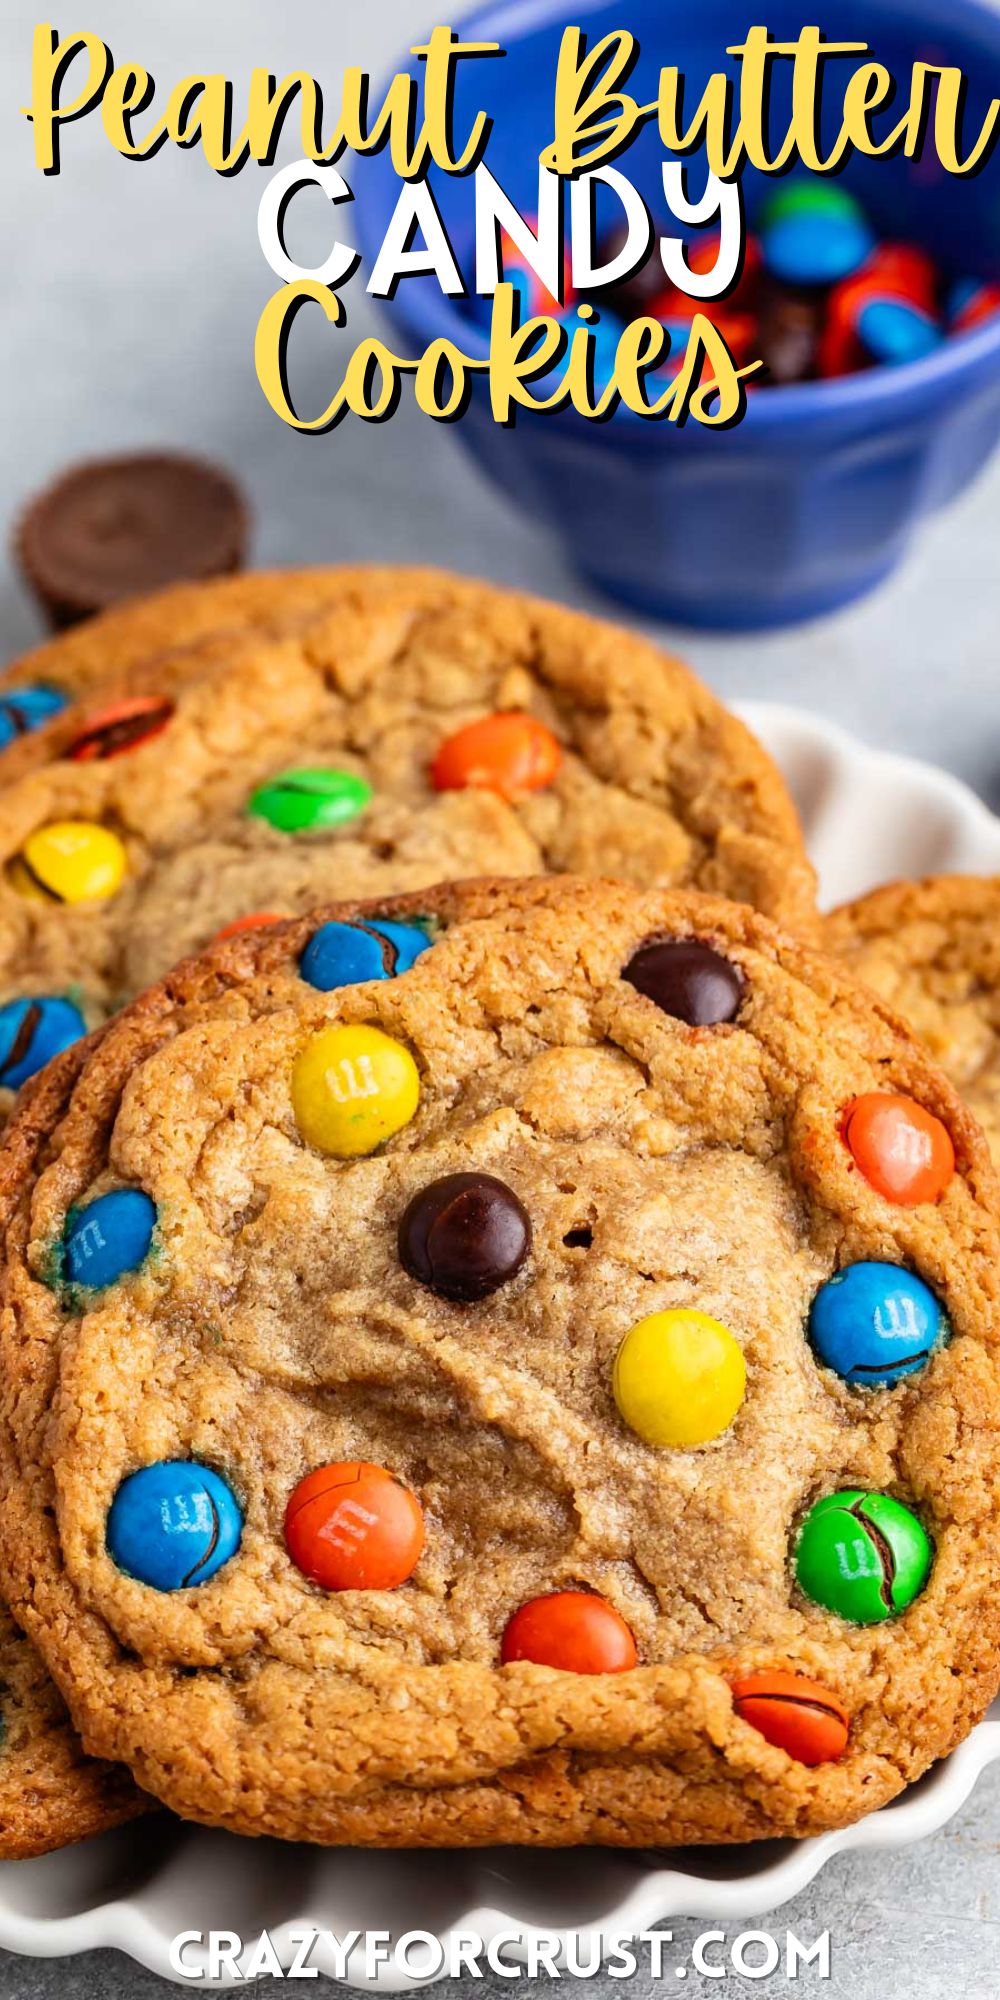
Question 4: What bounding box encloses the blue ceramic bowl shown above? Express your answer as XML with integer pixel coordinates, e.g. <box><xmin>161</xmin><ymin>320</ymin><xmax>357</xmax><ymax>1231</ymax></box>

<box><xmin>359</xmin><ymin>0</ymin><xmax>1000</xmax><ymax>629</ymax></box>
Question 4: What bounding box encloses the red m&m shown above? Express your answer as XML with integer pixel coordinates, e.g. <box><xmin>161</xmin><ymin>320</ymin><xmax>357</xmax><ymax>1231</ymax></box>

<box><xmin>950</xmin><ymin>278</ymin><xmax>1000</xmax><ymax>334</ymax></box>
<box><xmin>820</xmin><ymin>246</ymin><xmax>943</xmax><ymax>376</ymax></box>
<box><xmin>572</xmin><ymin>189</ymin><xmax>996</xmax><ymax>391</ymax></box>
<box><xmin>843</xmin><ymin>1092</ymin><xmax>954</xmax><ymax>1206</ymax></box>
<box><xmin>211</xmin><ymin>911</ymin><xmax>285</xmax><ymax>944</ymax></box>
<box><xmin>500</xmin><ymin>1591</ymin><xmax>637</xmax><ymax>1673</ymax></box>
<box><xmin>432</xmin><ymin>713</ymin><xmax>561</xmax><ymax>800</ymax></box>
<box><xmin>66</xmin><ymin>694</ymin><xmax>174</xmax><ymax>762</ymax></box>
<box><xmin>284</xmin><ymin>1462</ymin><xmax>425</xmax><ymax>1591</ymax></box>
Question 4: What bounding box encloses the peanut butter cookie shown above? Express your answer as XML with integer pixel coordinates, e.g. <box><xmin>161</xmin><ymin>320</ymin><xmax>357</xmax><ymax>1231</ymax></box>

<box><xmin>0</xmin><ymin>1606</ymin><xmax>143</xmax><ymax>1857</ymax></box>
<box><xmin>1</xmin><ymin>878</ymin><xmax>997</xmax><ymax>1847</ymax></box>
<box><xmin>827</xmin><ymin>875</ymin><xmax>1000</xmax><ymax>1163</ymax></box>
<box><xmin>0</xmin><ymin>568</ymin><xmax>815</xmax><ymax>1117</ymax></box>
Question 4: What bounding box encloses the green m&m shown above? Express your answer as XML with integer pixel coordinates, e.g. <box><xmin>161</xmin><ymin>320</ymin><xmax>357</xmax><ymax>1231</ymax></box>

<box><xmin>247</xmin><ymin>768</ymin><xmax>372</xmax><ymax>834</ymax></box>
<box><xmin>795</xmin><ymin>1489</ymin><xmax>932</xmax><ymax>1624</ymax></box>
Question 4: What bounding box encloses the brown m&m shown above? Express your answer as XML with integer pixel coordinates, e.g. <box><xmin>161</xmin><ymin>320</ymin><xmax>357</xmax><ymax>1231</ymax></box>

<box><xmin>398</xmin><ymin>1172</ymin><xmax>531</xmax><ymax>1301</ymax></box>
<box><xmin>624</xmin><ymin>938</ymin><xmax>744</xmax><ymax>1025</ymax></box>
<box><xmin>756</xmin><ymin>278</ymin><xmax>824</xmax><ymax>384</ymax></box>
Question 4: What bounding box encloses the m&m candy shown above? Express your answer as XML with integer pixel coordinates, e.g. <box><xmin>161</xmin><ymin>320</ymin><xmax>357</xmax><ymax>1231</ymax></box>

<box><xmin>818</xmin><ymin>246</ymin><xmax>941</xmax><ymax>376</ymax></box>
<box><xmin>66</xmin><ymin>694</ymin><xmax>174</xmax><ymax>762</ymax></box>
<box><xmin>62</xmin><ymin>1188</ymin><xmax>156</xmax><ymax>1290</ymax></box>
<box><xmin>468</xmin><ymin>224</ymin><xmax>573</xmax><ymax>327</ymax></box>
<box><xmin>809</xmin><ymin>1261</ymin><xmax>947</xmax><ymax>1388</ymax></box>
<box><xmin>486</xmin><ymin>190</ymin><xmax>996</xmax><ymax>392</ymax></box>
<box><xmin>852</xmin><ymin>296</ymin><xmax>941</xmax><ymax>368</ymax></box>
<box><xmin>613</xmin><ymin>1308</ymin><xmax>746</xmax><ymax>1448</ymax></box>
<box><xmin>842</xmin><ymin>1092</ymin><xmax>954</xmax><ymax>1205</ymax></box>
<box><xmin>0</xmin><ymin>684</ymin><xmax>67</xmax><ymax>747</ymax></box>
<box><xmin>500</xmin><ymin>261</ymin><xmax>569</xmax><ymax>324</ymax></box>
<box><xmin>543</xmin><ymin>303</ymin><xmax>690</xmax><ymax>397</ymax></box>
<box><xmin>795</xmin><ymin>1490</ymin><xmax>932</xmax><ymax>1623</ymax></box>
<box><xmin>292</xmin><ymin>1024</ymin><xmax>419</xmax><ymax>1157</ymax></box>
<box><xmin>760</xmin><ymin>182</ymin><xmax>875</xmax><ymax>288</ymax></box>
<box><xmin>623</xmin><ymin>937</ymin><xmax>744</xmax><ymax>1025</ymax></box>
<box><xmin>398</xmin><ymin>1171</ymin><xmax>531</xmax><ymax>1301</ymax></box>
<box><xmin>432</xmin><ymin>713</ymin><xmax>561</xmax><ymax>800</ymax></box>
<box><xmin>107</xmin><ymin>1461</ymin><xmax>242</xmax><ymax>1589</ymax></box>
<box><xmin>299</xmin><ymin>918</ymin><xmax>431</xmax><ymax>993</ymax></box>
<box><xmin>284</xmin><ymin>1462</ymin><xmax>424</xmax><ymax>1591</ymax></box>
<box><xmin>500</xmin><ymin>1591</ymin><xmax>637</xmax><ymax>1673</ymax></box>
<box><xmin>949</xmin><ymin>278</ymin><xmax>1000</xmax><ymax>333</ymax></box>
<box><xmin>865</xmin><ymin>244</ymin><xmax>938</xmax><ymax>311</ymax></box>
<box><xmin>0</xmin><ymin>995</ymin><xmax>87</xmax><ymax>1089</ymax></box>
<box><xmin>247</xmin><ymin>768</ymin><xmax>372</xmax><ymax>834</ymax></box>
<box><xmin>730</xmin><ymin>1672</ymin><xmax>849</xmax><ymax>1765</ymax></box>
<box><xmin>10</xmin><ymin>821</ymin><xmax>127</xmax><ymax>904</ymax></box>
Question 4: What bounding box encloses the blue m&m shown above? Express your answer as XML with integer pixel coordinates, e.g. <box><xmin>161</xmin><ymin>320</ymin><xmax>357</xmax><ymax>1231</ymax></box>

<box><xmin>809</xmin><ymin>1261</ymin><xmax>947</xmax><ymax>1388</ymax></box>
<box><xmin>0</xmin><ymin>995</ymin><xmax>86</xmax><ymax>1089</ymax></box>
<box><xmin>465</xmin><ymin>183</ymin><xmax>996</xmax><ymax>391</ymax></box>
<box><xmin>0</xmin><ymin>685</ymin><xmax>67</xmax><ymax>749</ymax></box>
<box><xmin>760</xmin><ymin>182</ymin><xmax>874</xmax><ymax>288</ymax></box>
<box><xmin>63</xmin><ymin>1188</ymin><xmax>156</xmax><ymax>1290</ymax></box>
<box><xmin>107</xmin><ymin>1461</ymin><xmax>242</xmax><ymax>1589</ymax></box>
<box><xmin>948</xmin><ymin>277</ymin><xmax>1000</xmax><ymax>334</ymax></box>
<box><xmin>299</xmin><ymin>917</ymin><xmax>431</xmax><ymax>993</ymax></box>
<box><xmin>854</xmin><ymin>297</ymin><xmax>942</xmax><ymax>367</ymax></box>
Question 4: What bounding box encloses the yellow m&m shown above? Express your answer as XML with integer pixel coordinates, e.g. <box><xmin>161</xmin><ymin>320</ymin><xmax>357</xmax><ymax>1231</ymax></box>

<box><xmin>613</xmin><ymin>1308</ymin><xmax>746</xmax><ymax>1448</ymax></box>
<box><xmin>11</xmin><ymin>821</ymin><xmax>127</xmax><ymax>904</ymax></box>
<box><xmin>292</xmin><ymin>1024</ymin><xmax>419</xmax><ymax>1157</ymax></box>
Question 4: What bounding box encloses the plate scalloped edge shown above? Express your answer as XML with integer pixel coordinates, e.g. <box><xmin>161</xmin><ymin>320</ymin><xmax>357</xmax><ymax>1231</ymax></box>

<box><xmin>3</xmin><ymin>702</ymin><xmax>1000</xmax><ymax>1988</ymax></box>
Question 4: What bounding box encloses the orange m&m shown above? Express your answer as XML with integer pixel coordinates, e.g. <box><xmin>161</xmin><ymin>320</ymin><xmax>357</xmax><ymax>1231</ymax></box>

<box><xmin>284</xmin><ymin>1461</ymin><xmax>425</xmax><ymax>1592</ymax></box>
<box><xmin>432</xmin><ymin>713</ymin><xmax>561</xmax><ymax>800</ymax></box>
<box><xmin>843</xmin><ymin>1092</ymin><xmax>954</xmax><ymax>1206</ymax></box>
<box><xmin>211</xmin><ymin>912</ymin><xmax>285</xmax><ymax>944</ymax></box>
<box><xmin>500</xmin><ymin>1591</ymin><xmax>638</xmax><ymax>1674</ymax></box>
<box><xmin>730</xmin><ymin>1671</ymin><xmax>849</xmax><ymax>1765</ymax></box>
<box><xmin>66</xmin><ymin>694</ymin><xmax>175</xmax><ymax>762</ymax></box>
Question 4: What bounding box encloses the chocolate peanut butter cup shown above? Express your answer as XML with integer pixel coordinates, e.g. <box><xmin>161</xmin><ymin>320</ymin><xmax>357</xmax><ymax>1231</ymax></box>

<box><xmin>17</xmin><ymin>451</ymin><xmax>248</xmax><ymax>629</ymax></box>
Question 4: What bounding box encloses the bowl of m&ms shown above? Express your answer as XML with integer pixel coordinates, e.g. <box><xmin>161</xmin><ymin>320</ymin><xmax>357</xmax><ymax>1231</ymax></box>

<box><xmin>585</xmin><ymin>186</ymin><xmax>1000</xmax><ymax>393</ymax></box>
<box><xmin>362</xmin><ymin>0</ymin><xmax>1000</xmax><ymax>628</ymax></box>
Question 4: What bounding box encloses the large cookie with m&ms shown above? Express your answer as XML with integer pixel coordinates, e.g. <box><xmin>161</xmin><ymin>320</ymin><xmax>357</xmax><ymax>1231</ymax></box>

<box><xmin>0</xmin><ymin>566</ymin><xmax>815</xmax><ymax>1121</ymax></box>
<box><xmin>1</xmin><ymin>876</ymin><xmax>996</xmax><ymax>1847</ymax></box>
<box><xmin>827</xmin><ymin>875</ymin><xmax>1000</xmax><ymax>1166</ymax></box>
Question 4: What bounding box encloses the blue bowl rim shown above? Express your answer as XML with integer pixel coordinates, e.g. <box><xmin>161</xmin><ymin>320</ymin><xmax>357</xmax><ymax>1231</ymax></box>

<box><xmin>357</xmin><ymin>0</ymin><xmax>1000</xmax><ymax>429</ymax></box>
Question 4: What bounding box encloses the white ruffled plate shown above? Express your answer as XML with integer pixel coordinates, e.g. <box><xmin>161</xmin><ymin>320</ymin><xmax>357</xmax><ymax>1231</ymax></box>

<box><xmin>3</xmin><ymin>702</ymin><xmax>1000</xmax><ymax>1987</ymax></box>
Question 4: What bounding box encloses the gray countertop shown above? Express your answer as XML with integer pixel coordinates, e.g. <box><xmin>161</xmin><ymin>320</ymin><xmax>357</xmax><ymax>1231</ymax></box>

<box><xmin>1</xmin><ymin>1</ymin><xmax>999</xmax><ymax>1994</ymax></box>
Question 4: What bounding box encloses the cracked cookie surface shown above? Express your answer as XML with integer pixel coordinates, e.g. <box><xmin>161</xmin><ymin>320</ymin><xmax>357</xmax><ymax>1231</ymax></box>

<box><xmin>0</xmin><ymin>877</ymin><xmax>998</xmax><ymax>1847</ymax></box>
<box><xmin>827</xmin><ymin>876</ymin><xmax>1000</xmax><ymax>1164</ymax></box>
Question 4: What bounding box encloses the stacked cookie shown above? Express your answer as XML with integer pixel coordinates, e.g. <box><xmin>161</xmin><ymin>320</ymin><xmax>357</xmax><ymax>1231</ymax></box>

<box><xmin>0</xmin><ymin>567</ymin><xmax>815</xmax><ymax>1122</ymax></box>
<box><xmin>828</xmin><ymin>878</ymin><xmax>1000</xmax><ymax>1164</ymax></box>
<box><xmin>1</xmin><ymin>570</ymin><xmax>999</xmax><ymax>1855</ymax></box>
